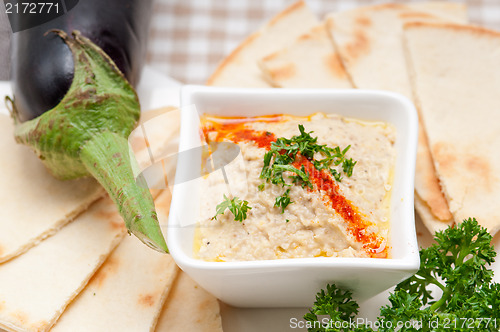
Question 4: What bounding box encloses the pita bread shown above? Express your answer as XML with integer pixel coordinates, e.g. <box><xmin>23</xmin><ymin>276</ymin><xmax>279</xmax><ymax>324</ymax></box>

<box><xmin>155</xmin><ymin>186</ymin><xmax>173</xmax><ymax>227</ymax></box>
<box><xmin>51</xmin><ymin>231</ymin><xmax>178</xmax><ymax>332</ymax></box>
<box><xmin>414</xmin><ymin>125</ymin><xmax>453</xmax><ymax>223</ymax></box>
<box><xmin>156</xmin><ymin>272</ymin><xmax>223</xmax><ymax>332</ymax></box>
<box><xmin>206</xmin><ymin>0</ymin><xmax>319</xmax><ymax>87</ymax></box>
<box><xmin>258</xmin><ymin>24</ymin><xmax>353</xmax><ymax>88</ymax></box>
<box><xmin>153</xmin><ymin>185</ymin><xmax>222</xmax><ymax>332</ymax></box>
<box><xmin>50</xmin><ymin>188</ymin><xmax>176</xmax><ymax>332</ymax></box>
<box><xmin>327</xmin><ymin>2</ymin><xmax>467</xmax><ymax>98</ymax></box>
<box><xmin>0</xmin><ymin>196</ymin><xmax>126</xmax><ymax>332</ymax></box>
<box><xmin>129</xmin><ymin>107</ymin><xmax>181</xmax><ymax>189</ymax></box>
<box><xmin>415</xmin><ymin>193</ymin><xmax>453</xmax><ymax>233</ymax></box>
<box><xmin>0</xmin><ymin>114</ymin><xmax>104</xmax><ymax>263</ymax></box>
<box><xmin>327</xmin><ymin>4</ymin><xmax>417</xmax><ymax>96</ymax></box>
<box><xmin>326</xmin><ymin>3</ymin><xmax>465</xmax><ymax>233</ymax></box>
<box><xmin>409</xmin><ymin>2</ymin><xmax>467</xmax><ymax>23</ymax></box>
<box><xmin>404</xmin><ymin>22</ymin><xmax>500</xmax><ymax>234</ymax></box>
<box><xmin>0</xmin><ymin>105</ymin><xmax>177</xmax><ymax>264</ymax></box>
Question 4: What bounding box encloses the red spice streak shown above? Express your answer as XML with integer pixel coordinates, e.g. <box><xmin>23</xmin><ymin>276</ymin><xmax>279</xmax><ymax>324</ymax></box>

<box><xmin>201</xmin><ymin>116</ymin><xmax>387</xmax><ymax>258</ymax></box>
<box><xmin>202</xmin><ymin>115</ymin><xmax>280</xmax><ymax>148</ymax></box>
<box><xmin>292</xmin><ymin>156</ymin><xmax>386</xmax><ymax>258</ymax></box>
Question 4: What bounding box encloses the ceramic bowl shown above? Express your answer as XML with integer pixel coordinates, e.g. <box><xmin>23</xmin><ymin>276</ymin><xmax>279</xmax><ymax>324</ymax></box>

<box><xmin>167</xmin><ymin>85</ymin><xmax>420</xmax><ymax>307</ymax></box>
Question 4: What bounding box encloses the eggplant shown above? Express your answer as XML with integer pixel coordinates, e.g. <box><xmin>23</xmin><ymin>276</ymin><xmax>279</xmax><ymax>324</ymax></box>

<box><xmin>8</xmin><ymin>0</ymin><xmax>168</xmax><ymax>252</ymax></box>
<box><xmin>11</xmin><ymin>0</ymin><xmax>152</xmax><ymax>122</ymax></box>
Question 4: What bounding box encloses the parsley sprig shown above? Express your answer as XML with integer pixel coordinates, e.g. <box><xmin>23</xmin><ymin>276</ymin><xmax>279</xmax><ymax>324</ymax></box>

<box><xmin>212</xmin><ymin>194</ymin><xmax>252</xmax><ymax>222</ymax></box>
<box><xmin>274</xmin><ymin>188</ymin><xmax>293</xmax><ymax>213</ymax></box>
<box><xmin>304</xmin><ymin>218</ymin><xmax>500</xmax><ymax>331</ymax></box>
<box><xmin>303</xmin><ymin>284</ymin><xmax>360</xmax><ymax>326</ymax></box>
<box><xmin>260</xmin><ymin>125</ymin><xmax>357</xmax><ymax>213</ymax></box>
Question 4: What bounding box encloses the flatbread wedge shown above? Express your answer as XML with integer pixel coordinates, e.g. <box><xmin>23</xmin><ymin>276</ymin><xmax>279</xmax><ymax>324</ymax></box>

<box><xmin>258</xmin><ymin>23</ymin><xmax>353</xmax><ymax>88</ymax></box>
<box><xmin>51</xmin><ymin>183</ymin><xmax>182</xmax><ymax>332</ymax></box>
<box><xmin>153</xmin><ymin>180</ymin><xmax>222</xmax><ymax>331</ymax></box>
<box><xmin>415</xmin><ymin>193</ymin><xmax>453</xmax><ymax>233</ymax></box>
<box><xmin>404</xmin><ymin>21</ymin><xmax>500</xmax><ymax>234</ymax></box>
<box><xmin>0</xmin><ymin>105</ymin><xmax>179</xmax><ymax>264</ymax></box>
<box><xmin>414</xmin><ymin>129</ymin><xmax>454</xmax><ymax>231</ymax></box>
<box><xmin>409</xmin><ymin>2</ymin><xmax>467</xmax><ymax>23</ymax></box>
<box><xmin>0</xmin><ymin>196</ymin><xmax>126</xmax><ymax>332</ymax></box>
<box><xmin>156</xmin><ymin>272</ymin><xmax>223</xmax><ymax>332</ymax></box>
<box><xmin>147</xmin><ymin>178</ymin><xmax>223</xmax><ymax>332</ymax></box>
<box><xmin>326</xmin><ymin>3</ymin><xmax>464</xmax><ymax>233</ymax></box>
<box><xmin>51</xmin><ymin>224</ymin><xmax>178</xmax><ymax>332</ymax></box>
<box><xmin>206</xmin><ymin>0</ymin><xmax>318</xmax><ymax>87</ymax></box>
<box><xmin>129</xmin><ymin>106</ymin><xmax>181</xmax><ymax>190</ymax></box>
<box><xmin>326</xmin><ymin>3</ymin><xmax>462</xmax><ymax>97</ymax></box>
<box><xmin>0</xmin><ymin>114</ymin><xmax>104</xmax><ymax>263</ymax></box>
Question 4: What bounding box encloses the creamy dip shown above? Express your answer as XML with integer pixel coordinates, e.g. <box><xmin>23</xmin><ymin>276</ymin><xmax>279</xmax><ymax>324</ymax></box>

<box><xmin>195</xmin><ymin>113</ymin><xmax>396</xmax><ymax>261</ymax></box>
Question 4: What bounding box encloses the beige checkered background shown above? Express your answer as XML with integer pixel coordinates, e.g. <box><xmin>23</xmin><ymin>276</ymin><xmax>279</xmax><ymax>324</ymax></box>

<box><xmin>0</xmin><ymin>0</ymin><xmax>499</xmax><ymax>83</ymax></box>
<box><xmin>146</xmin><ymin>0</ymin><xmax>500</xmax><ymax>84</ymax></box>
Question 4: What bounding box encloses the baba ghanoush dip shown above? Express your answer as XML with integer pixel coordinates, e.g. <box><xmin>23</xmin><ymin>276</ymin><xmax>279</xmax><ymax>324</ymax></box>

<box><xmin>195</xmin><ymin>113</ymin><xmax>396</xmax><ymax>261</ymax></box>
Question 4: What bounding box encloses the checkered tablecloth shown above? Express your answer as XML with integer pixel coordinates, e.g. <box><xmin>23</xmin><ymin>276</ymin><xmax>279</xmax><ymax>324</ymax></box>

<box><xmin>0</xmin><ymin>0</ymin><xmax>499</xmax><ymax>83</ymax></box>
<box><xmin>146</xmin><ymin>0</ymin><xmax>500</xmax><ymax>85</ymax></box>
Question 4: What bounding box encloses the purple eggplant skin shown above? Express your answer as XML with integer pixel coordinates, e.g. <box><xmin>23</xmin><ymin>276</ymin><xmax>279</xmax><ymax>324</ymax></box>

<box><xmin>11</xmin><ymin>0</ymin><xmax>153</xmax><ymax>122</ymax></box>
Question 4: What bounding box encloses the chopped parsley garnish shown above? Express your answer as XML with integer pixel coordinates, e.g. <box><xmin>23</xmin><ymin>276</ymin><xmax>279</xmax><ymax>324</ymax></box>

<box><xmin>330</xmin><ymin>169</ymin><xmax>343</xmax><ymax>182</ymax></box>
<box><xmin>274</xmin><ymin>164</ymin><xmax>313</xmax><ymax>189</ymax></box>
<box><xmin>304</xmin><ymin>218</ymin><xmax>500</xmax><ymax>331</ymax></box>
<box><xmin>212</xmin><ymin>194</ymin><xmax>252</xmax><ymax>222</ymax></box>
<box><xmin>260</xmin><ymin>125</ymin><xmax>357</xmax><ymax>213</ymax></box>
<box><xmin>342</xmin><ymin>158</ymin><xmax>357</xmax><ymax>177</ymax></box>
<box><xmin>274</xmin><ymin>188</ymin><xmax>293</xmax><ymax>213</ymax></box>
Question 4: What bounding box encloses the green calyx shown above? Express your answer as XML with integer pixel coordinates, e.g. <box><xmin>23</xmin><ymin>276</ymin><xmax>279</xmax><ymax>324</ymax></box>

<box><xmin>12</xmin><ymin>30</ymin><xmax>168</xmax><ymax>253</ymax></box>
<box><xmin>80</xmin><ymin>131</ymin><xmax>167</xmax><ymax>252</ymax></box>
<box><xmin>12</xmin><ymin>30</ymin><xmax>139</xmax><ymax>179</ymax></box>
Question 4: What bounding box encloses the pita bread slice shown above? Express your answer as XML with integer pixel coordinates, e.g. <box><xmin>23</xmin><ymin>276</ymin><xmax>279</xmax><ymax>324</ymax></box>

<box><xmin>51</xmin><ymin>231</ymin><xmax>178</xmax><ymax>332</ymax></box>
<box><xmin>258</xmin><ymin>24</ymin><xmax>353</xmax><ymax>88</ymax></box>
<box><xmin>206</xmin><ymin>0</ymin><xmax>318</xmax><ymax>87</ymax></box>
<box><xmin>0</xmin><ymin>105</ymin><xmax>176</xmax><ymax>263</ymax></box>
<box><xmin>153</xmin><ymin>185</ymin><xmax>222</xmax><ymax>331</ymax></box>
<box><xmin>0</xmin><ymin>196</ymin><xmax>126</xmax><ymax>332</ymax></box>
<box><xmin>326</xmin><ymin>3</ymin><xmax>466</xmax><ymax>98</ymax></box>
<box><xmin>131</xmin><ymin>106</ymin><xmax>180</xmax><ymax>170</ymax></box>
<box><xmin>404</xmin><ymin>22</ymin><xmax>500</xmax><ymax>234</ymax></box>
<box><xmin>0</xmin><ymin>115</ymin><xmax>104</xmax><ymax>263</ymax></box>
<box><xmin>156</xmin><ymin>272</ymin><xmax>223</xmax><ymax>332</ymax></box>
<box><xmin>415</xmin><ymin>193</ymin><xmax>453</xmax><ymax>233</ymax></box>
<box><xmin>326</xmin><ymin>3</ymin><xmax>463</xmax><ymax>233</ymax></box>
<box><xmin>129</xmin><ymin>107</ymin><xmax>181</xmax><ymax>190</ymax></box>
<box><xmin>409</xmin><ymin>2</ymin><xmax>467</xmax><ymax>23</ymax></box>
<box><xmin>257</xmin><ymin>2</ymin><xmax>466</xmax><ymax>90</ymax></box>
<box><xmin>51</xmin><ymin>189</ymin><xmax>181</xmax><ymax>332</ymax></box>
<box><xmin>414</xmin><ymin>126</ymin><xmax>453</xmax><ymax>224</ymax></box>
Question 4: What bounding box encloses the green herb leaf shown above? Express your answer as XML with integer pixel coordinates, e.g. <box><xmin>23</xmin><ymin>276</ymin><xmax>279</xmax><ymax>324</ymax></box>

<box><xmin>330</xmin><ymin>169</ymin><xmax>343</xmax><ymax>182</ymax></box>
<box><xmin>342</xmin><ymin>157</ymin><xmax>357</xmax><ymax>178</ymax></box>
<box><xmin>395</xmin><ymin>217</ymin><xmax>495</xmax><ymax>312</ymax></box>
<box><xmin>275</xmin><ymin>188</ymin><xmax>293</xmax><ymax>213</ymax></box>
<box><xmin>304</xmin><ymin>284</ymin><xmax>360</xmax><ymax>330</ymax></box>
<box><xmin>274</xmin><ymin>164</ymin><xmax>313</xmax><ymax>189</ymax></box>
<box><xmin>260</xmin><ymin>125</ymin><xmax>357</xmax><ymax>213</ymax></box>
<box><xmin>212</xmin><ymin>194</ymin><xmax>252</xmax><ymax>222</ymax></box>
<box><xmin>303</xmin><ymin>218</ymin><xmax>500</xmax><ymax>332</ymax></box>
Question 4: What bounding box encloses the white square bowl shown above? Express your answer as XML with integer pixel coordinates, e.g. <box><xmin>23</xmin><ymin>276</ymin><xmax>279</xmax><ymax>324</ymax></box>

<box><xmin>168</xmin><ymin>85</ymin><xmax>420</xmax><ymax>308</ymax></box>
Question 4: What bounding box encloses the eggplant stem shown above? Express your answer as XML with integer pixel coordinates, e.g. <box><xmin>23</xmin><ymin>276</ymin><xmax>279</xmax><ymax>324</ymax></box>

<box><xmin>4</xmin><ymin>96</ymin><xmax>17</xmax><ymax>123</ymax></box>
<box><xmin>80</xmin><ymin>131</ymin><xmax>168</xmax><ymax>253</ymax></box>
